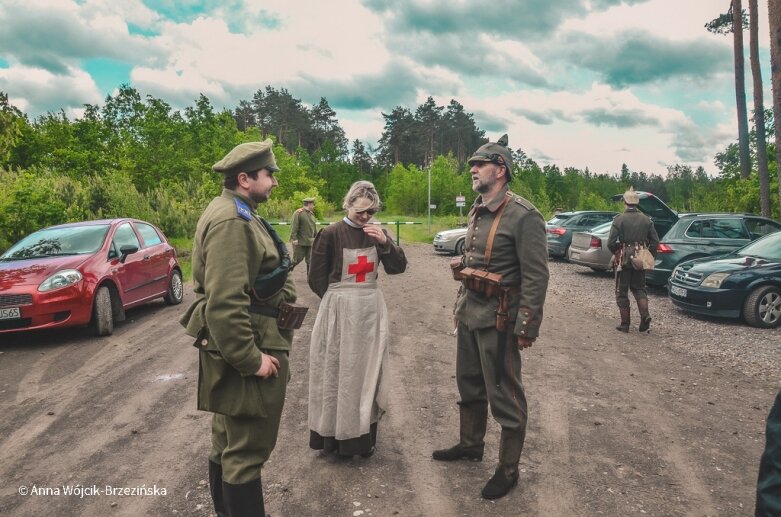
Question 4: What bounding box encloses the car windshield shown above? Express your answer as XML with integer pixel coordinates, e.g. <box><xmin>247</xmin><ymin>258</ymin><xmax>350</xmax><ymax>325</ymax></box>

<box><xmin>736</xmin><ymin>233</ymin><xmax>781</xmax><ymax>261</ymax></box>
<box><xmin>0</xmin><ymin>225</ymin><xmax>111</xmax><ymax>261</ymax></box>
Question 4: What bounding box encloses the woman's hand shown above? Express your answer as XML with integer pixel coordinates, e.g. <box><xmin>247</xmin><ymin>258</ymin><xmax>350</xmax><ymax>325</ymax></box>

<box><xmin>363</xmin><ymin>225</ymin><xmax>387</xmax><ymax>244</ymax></box>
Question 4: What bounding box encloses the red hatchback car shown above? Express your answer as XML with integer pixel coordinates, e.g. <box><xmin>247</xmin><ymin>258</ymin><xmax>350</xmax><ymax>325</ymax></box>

<box><xmin>0</xmin><ymin>218</ymin><xmax>183</xmax><ymax>336</ymax></box>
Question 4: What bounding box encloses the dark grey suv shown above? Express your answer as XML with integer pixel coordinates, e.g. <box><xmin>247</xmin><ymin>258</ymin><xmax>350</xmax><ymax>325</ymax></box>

<box><xmin>648</xmin><ymin>213</ymin><xmax>781</xmax><ymax>285</ymax></box>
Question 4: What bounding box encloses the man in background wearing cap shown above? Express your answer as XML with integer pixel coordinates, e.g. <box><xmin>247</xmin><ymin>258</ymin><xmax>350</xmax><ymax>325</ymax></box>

<box><xmin>433</xmin><ymin>135</ymin><xmax>549</xmax><ymax>500</ymax></box>
<box><xmin>289</xmin><ymin>198</ymin><xmax>316</xmax><ymax>272</ymax></box>
<box><xmin>607</xmin><ymin>187</ymin><xmax>659</xmax><ymax>333</ymax></box>
<box><xmin>180</xmin><ymin>139</ymin><xmax>297</xmax><ymax>517</ymax></box>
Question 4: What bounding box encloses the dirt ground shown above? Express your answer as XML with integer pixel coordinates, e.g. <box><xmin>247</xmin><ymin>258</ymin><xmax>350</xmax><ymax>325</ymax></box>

<box><xmin>0</xmin><ymin>241</ymin><xmax>777</xmax><ymax>517</ymax></box>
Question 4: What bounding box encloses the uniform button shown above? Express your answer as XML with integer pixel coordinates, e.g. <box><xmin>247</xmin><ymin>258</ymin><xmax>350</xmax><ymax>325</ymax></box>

<box><xmin>520</xmin><ymin>331</ymin><xmax>525</xmax><ymax>335</ymax></box>
<box><xmin>475</xmin><ymin>227</ymin><xmax>478</xmax><ymax>231</ymax></box>
<box><xmin>522</xmin><ymin>320</ymin><xmax>527</xmax><ymax>325</ymax></box>
<box><xmin>472</xmin><ymin>237</ymin><xmax>476</xmax><ymax>240</ymax></box>
<box><xmin>201</xmin><ymin>339</ymin><xmax>208</xmax><ymax>346</ymax></box>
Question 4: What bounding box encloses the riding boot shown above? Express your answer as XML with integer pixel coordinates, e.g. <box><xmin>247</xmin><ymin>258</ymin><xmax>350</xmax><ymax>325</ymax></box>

<box><xmin>432</xmin><ymin>403</ymin><xmax>487</xmax><ymax>461</ymax></box>
<box><xmin>209</xmin><ymin>460</ymin><xmax>229</xmax><ymax>517</ymax></box>
<box><xmin>616</xmin><ymin>306</ymin><xmax>630</xmax><ymax>333</ymax></box>
<box><xmin>481</xmin><ymin>428</ymin><xmax>524</xmax><ymax>499</ymax></box>
<box><xmin>222</xmin><ymin>477</ymin><xmax>268</xmax><ymax>517</ymax></box>
<box><xmin>637</xmin><ymin>298</ymin><xmax>652</xmax><ymax>332</ymax></box>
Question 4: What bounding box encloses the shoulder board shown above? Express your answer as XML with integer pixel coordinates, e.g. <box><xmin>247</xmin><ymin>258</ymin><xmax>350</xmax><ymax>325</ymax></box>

<box><xmin>295</xmin><ymin>208</ymin><xmax>304</xmax><ymax>213</ymax></box>
<box><xmin>234</xmin><ymin>198</ymin><xmax>253</xmax><ymax>221</ymax></box>
<box><xmin>506</xmin><ymin>191</ymin><xmax>535</xmax><ymax>211</ymax></box>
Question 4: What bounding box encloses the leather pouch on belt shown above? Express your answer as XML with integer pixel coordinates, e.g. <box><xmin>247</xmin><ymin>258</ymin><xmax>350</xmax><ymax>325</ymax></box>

<box><xmin>450</xmin><ymin>256</ymin><xmax>466</xmax><ymax>280</ymax></box>
<box><xmin>277</xmin><ymin>302</ymin><xmax>308</xmax><ymax>330</ymax></box>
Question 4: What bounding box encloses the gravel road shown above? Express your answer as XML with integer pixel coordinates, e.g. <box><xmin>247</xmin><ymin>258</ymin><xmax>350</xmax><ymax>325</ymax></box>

<box><xmin>0</xmin><ymin>242</ymin><xmax>778</xmax><ymax>516</ymax></box>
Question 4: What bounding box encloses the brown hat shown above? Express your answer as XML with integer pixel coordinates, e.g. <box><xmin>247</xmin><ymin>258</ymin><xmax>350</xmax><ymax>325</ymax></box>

<box><xmin>467</xmin><ymin>134</ymin><xmax>513</xmax><ymax>180</ymax></box>
<box><xmin>212</xmin><ymin>139</ymin><xmax>279</xmax><ymax>175</ymax></box>
<box><xmin>623</xmin><ymin>186</ymin><xmax>639</xmax><ymax>205</ymax></box>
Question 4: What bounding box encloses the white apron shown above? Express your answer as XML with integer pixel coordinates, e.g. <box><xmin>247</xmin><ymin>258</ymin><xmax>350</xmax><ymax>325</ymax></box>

<box><xmin>308</xmin><ymin>246</ymin><xmax>390</xmax><ymax>441</ymax></box>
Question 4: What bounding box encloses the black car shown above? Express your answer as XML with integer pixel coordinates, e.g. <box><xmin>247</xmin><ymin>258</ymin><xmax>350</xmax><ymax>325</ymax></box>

<box><xmin>546</xmin><ymin>211</ymin><xmax>618</xmax><ymax>258</ymax></box>
<box><xmin>668</xmin><ymin>231</ymin><xmax>781</xmax><ymax>328</ymax></box>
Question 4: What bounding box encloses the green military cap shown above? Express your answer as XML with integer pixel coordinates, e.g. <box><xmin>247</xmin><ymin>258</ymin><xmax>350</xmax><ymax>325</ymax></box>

<box><xmin>468</xmin><ymin>134</ymin><xmax>514</xmax><ymax>180</ymax></box>
<box><xmin>212</xmin><ymin>139</ymin><xmax>280</xmax><ymax>175</ymax></box>
<box><xmin>302</xmin><ymin>197</ymin><xmax>315</xmax><ymax>203</ymax></box>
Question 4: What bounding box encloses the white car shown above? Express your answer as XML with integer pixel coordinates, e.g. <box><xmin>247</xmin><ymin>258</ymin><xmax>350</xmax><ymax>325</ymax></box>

<box><xmin>433</xmin><ymin>227</ymin><xmax>468</xmax><ymax>255</ymax></box>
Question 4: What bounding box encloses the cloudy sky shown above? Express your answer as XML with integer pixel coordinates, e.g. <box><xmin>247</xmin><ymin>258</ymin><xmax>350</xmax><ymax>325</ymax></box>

<box><xmin>0</xmin><ymin>0</ymin><xmax>772</xmax><ymax>176</ymax></box>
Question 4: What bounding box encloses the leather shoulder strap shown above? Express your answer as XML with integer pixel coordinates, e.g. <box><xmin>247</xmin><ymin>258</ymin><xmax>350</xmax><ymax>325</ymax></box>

<box><xmin>484</xmin><ymin>194</ymin><xmax>510</xmax><ymax>266</ymax></box>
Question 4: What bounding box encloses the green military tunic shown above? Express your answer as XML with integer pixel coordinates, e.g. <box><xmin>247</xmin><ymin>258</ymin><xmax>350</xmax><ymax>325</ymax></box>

<box><xmin>607</xmin><ymin>207</ymin><xmax>659</xmax><ymax>306</ymax></box>
<box><xmin>453</xmin><ymin>184</ymin><xmax>549</xmax><ymax>432</ymax></box>
<box><xmin>180</xmin><ymin>188</ymin><xmax>296</xmax><ymax>484</ymax></box>
<box><xmin>290</xmin><ymin>207</ymin><xmax>317</xmax><ymax>269</ymax></box>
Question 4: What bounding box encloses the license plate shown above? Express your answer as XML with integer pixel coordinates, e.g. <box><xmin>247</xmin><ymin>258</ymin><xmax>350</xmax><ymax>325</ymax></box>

<box><xmin>670</xmin><ymin>286</ymin><xmax>687</xmax><ymax>298</ymax></box>
<box><xmin>570</xmin><ymin>252</ymin><xmax>580</xmax><ymax>260</ymax></box>
<box><xmin>0</xmin><ymin>307</ymin><xmax>21</xmax><ymax>320</ymax></box>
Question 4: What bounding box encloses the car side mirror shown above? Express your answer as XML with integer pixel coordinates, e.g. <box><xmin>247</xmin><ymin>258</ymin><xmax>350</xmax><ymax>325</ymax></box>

<box><xmin>119</xmin><ymin>245</ymin><xmax>139</xmax><ymax>263</ymax></box>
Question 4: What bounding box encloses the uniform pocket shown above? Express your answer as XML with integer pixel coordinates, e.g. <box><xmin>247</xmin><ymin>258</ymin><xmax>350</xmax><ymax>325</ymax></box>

<box><xmin>198</xmin><ymin>348</ymin><xmax>268</xmax><ymax>418</ymax></box>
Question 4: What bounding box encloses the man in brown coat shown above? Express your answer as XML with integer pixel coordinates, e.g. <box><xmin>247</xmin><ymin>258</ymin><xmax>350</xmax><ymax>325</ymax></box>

<box><xmin>433</xmin><ymin>135</ymin><xmax>550</xmax><ymax>500</ymax></box>
<box><xmin>607</xmin><ymin>187</ymin><xmax>659</xmax><ymax>332</ymax></box>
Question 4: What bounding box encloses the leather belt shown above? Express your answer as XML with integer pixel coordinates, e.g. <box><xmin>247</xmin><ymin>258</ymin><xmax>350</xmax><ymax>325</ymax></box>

<box><xmin>249</xmin><ymin>304</ymin><xmax>279</xmax><ymax>318</ymax></box>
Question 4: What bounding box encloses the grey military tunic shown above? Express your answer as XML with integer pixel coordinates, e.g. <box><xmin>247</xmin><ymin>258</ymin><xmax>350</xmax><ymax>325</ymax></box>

<box><xmin>453</xmin><ymin>184</ymin><xmax>549</xmax><ymax>431</ymax></box>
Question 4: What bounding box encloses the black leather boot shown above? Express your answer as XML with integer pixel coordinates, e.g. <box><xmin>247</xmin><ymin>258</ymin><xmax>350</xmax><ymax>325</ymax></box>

<box><xmin>433</xmin><ymin>403</ymin><xmax>487</xmax><ymax>461</ymax></box>
<box><xmin>481</xmin><ymin>429</ymin><xmax>524</xmax><ymax>500</ymax></box>
<box><xmin>209</xmin><ymin>460</ymin><xmax>229</xmax><ymax>517</ymax></box>
<box><xmin>637</xmin><ymin>298</ymin><xmax>651</xmax><ymax>332</ymax></box>
<box><xmin>616</xmin><ymin>306</ymin><xmax>630</xmax><ymax>333</ymax></box>
<box><xmin>222</xmin><ymin>478</ymin><xmax>269</xmax><ymax>517</ymax></box>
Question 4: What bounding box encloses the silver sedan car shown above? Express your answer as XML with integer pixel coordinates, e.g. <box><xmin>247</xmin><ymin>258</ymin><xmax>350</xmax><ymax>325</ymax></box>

<box><xmin>567</xmin><ymin>221</ymin><xmax>614</xmax><ymax>270</ymax></box>
<box><xmin>433</xmin><ymin>227</ymin><xmax>468</xmax><ymax>255</ymax></box>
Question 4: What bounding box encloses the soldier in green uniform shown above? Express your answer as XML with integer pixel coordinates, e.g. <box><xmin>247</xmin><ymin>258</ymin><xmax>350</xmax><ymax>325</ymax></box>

<box><xmin>433</xmin><ymin>135</ymin><xmax>550</xmax><ymax>500</ymax></box>
<box><xmin>180</xmin><ymin>139</ymin><xmax>297</xmax><ymax>517</ymax></box>
<box><xmin>607</xmin><ymin>188</ymin><xmax>659</xmax><ymax>333</ymax></box>
<box><xmin>290</xmin><ymin>197</ymin><xmax>316</xmax><ymax>272</ymax></box>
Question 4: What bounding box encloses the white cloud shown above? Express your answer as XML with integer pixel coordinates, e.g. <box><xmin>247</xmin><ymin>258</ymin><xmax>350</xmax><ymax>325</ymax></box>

<box><xmin>0</xmin><ymin>65</ymin><xmax>102</xmax><ymax>115</ymax></box>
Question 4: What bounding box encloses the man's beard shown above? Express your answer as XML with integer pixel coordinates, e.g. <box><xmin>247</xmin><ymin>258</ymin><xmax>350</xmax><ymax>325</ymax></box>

<box><xmin>250</xmin><ymin>190</ymin><xmax>269</xmax><ymax>203</ymax></box>
<box><xmin>472</xmin><ymin>175</ymin><xmax>495</xmax><ymax>194</ymax></box>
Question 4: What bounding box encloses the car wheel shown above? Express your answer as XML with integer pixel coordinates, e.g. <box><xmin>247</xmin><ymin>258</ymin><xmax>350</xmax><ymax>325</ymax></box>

<box><xmin>92</xmin><ymin>286</ymin><xmax>114</xmax><ymax>336</ymax></box>
<box><xmin>454</xmin><ymin>239</ymin><xmax>465</xmax><ymax>256</ymax></box>
<box><xmin>742</xmin><ymin>286</ymin><xmax>781</xmax><ymax>328</ymax></box>
<box><xmin>164</xmin><ymin>270</ymin><xmax>184</xmax><ymax>305</ymax></box>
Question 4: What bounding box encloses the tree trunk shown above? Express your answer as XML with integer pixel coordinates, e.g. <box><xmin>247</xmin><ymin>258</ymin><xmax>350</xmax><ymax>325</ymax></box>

<box><xmin>771</xmin><ymin>0</ymin><xmax>781</xmax><ymax>216</ymax></box>
<box><xmin>749</xmin><ymin>0</ymin><xmax>770</xmax><ymax>216</ymax></box>
<box><xmin>733</xmin><ymin>0</ymin><xmax>752</xmax><ymax>179</ymax></box>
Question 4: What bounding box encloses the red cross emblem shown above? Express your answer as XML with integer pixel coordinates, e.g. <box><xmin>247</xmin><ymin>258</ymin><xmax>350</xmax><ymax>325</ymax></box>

<box><xmin>347</xmin><ymin>255</ymin><xmax>375</xmax><ymax>283</ymax></box>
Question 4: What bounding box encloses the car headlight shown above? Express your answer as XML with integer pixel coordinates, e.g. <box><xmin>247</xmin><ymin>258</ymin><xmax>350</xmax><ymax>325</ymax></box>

<box><xmin>701</xmin><ymin>272</ymin><xmax>731</xmax><ymax>288</ymax></box>
<box><xmin>434</xmin><ymin>233</ymin><xmax>443</xmax><ymax>240</ymax></box>
<box><xmin>38</xmin><ymin>269</ymin><xmax>83</xmax><ymax>292</ymax></box>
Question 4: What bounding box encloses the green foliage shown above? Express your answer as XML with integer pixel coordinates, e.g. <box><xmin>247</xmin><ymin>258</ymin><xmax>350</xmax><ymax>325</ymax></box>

<box><xmin>1</xmin><ymin>83</ymin><xmax>779</xmax><ymax>257</ymax></box>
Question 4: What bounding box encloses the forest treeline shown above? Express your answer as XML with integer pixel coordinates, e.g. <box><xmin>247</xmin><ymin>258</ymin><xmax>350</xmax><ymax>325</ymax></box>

<box><xmin>0</xmin><ymin>85</ymin><xmax>778</xmax><ymax>252</ymax></box>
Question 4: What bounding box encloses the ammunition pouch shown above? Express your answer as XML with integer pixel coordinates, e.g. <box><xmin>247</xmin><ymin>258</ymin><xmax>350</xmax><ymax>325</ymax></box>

<box><xmin>460</xmin><ymin>268</ymin><xmax>504</xmax><ymax>299</ymax></box>
<box><xmin>249</xmin><ymin>302</ymin><xmax>309</xmax><ymax>330</ymax></box>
